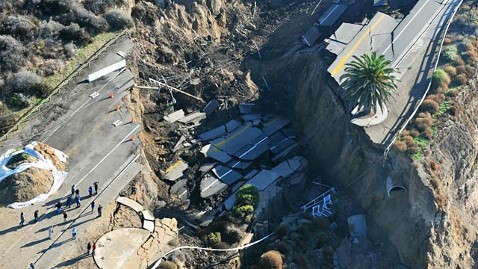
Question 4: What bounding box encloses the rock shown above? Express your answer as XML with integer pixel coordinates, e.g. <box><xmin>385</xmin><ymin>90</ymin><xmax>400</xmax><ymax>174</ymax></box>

<box><xmin>208</xmin><ymin>0</ymin><xmax>223</xmax><ymax>15</ymax></box>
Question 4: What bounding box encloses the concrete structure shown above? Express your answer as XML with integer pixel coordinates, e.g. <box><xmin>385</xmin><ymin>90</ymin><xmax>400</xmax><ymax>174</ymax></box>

<box><xmin>94</xmin><ymin>228</ymin><xmax>151</xmax><ymax>269</ymax></box>
<box><xmin>87</xmin><ymin>59</ymin><xmax>126</xmax><ymax>82</ymax></box>
<box><xmin>319</xmin><ymin>4</ymin><xmax>348</xmax><ymax>26</ymax></box>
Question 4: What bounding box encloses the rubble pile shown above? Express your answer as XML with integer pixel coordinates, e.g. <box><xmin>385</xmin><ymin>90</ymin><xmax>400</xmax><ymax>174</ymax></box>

<box><xmin>160</xmin><ymin>101</ymin><xmax>307</xmax><ymax>226</ymax></box>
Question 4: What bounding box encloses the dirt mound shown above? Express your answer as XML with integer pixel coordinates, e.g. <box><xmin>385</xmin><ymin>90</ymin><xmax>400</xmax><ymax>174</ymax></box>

<box><xmin>34</xmin><ymin>142</ymin><xmax>67</xmax><ymax>171</ymax></box>
<box><xmin>0</xmin><ymin>167</ymin><xmax>53</xmax><ymax>205</ymax></box>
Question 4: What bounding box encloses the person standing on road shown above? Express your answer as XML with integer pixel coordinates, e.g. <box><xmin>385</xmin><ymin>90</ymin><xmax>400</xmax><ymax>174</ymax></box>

<box><xmin>88</xmin><ymin>186</ymin><xmax>93</xmax><ymax>198</ymax></box>
<box><xmin>87</xmin><ymin>242</ymin><xmax>91</xmax><ymax>255</ymax></box>
<box><xmin>72</xmin><ymin>227</ymin><xmax>77</xmax><ymax>240</ymax></box>
<box><xmin>66</xmin><ymin>195</ymin><xmax>72</xmax><ymax>208</ymax></box>
<box><xmin>71</xmin><ymin>184</ymin><xmax>75</xmax><ymax>196</ymax></box>
<box><xmin>92</xmin><ymin>242</ymin><xmax>96</xmax><ymax>256</ymax></box>
<box><xmin>19</xmin><ymin>212</ymin><xmax>25</xmax><ymax>226</ymax></box>
<box><xmin>55</xmin><ymin>201</ymin><xmax>62</xmax><ymax>214</ymax></box>
<box><xmin>94</xmin><ymin>182</ymin><xmax>99</xmax><ymax>195</ymax></box>
<box><xmin>75</xmin><ymin>196</ymin><xmax>81</xmax><ymax>207</ymax></box>
<box><xmin>75</xmin><ymin>189</ymin><xmax>80</xmax><ymax>197</ymax></box>
<box><xmin>97</xmin><ymin>205</ymin><xmax>102</xmax><ymax>218</ymax></box>
<box><xmin>48</xmin><ymin>226</ymin><xmax>54</xmax><ymax>239</ymax></box>
<box><xmin>90</xmin><ymin>201</ymin><xmax>95</xmax><ymax>213</ymax></box>
<box><xmin>63</xmin><ymin>211</ymin><xmax>68</xmax><ymax>222</ymax></box>
<box><xmin>28</xmin><ymin>263</ymin><xmax>34</xmax><ymax>269</ymax></box>
<box><xmin>34</xmin><ymin>210</ymin><xmax>39</xmax><ymax>223</ymax></box>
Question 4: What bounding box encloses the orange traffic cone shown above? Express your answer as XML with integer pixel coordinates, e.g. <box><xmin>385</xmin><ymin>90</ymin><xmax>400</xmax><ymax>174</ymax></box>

<box><xmin>130</xmin><ymin>135</ymin><xmax>135</xmax><ymax>142</ymax></box>
<box><xmin>109</xmin><ymin>92</ymin><xmax>113</xmax><ymax>99</ymax></box>
<box><xmin>131</xmin><ymin>116</ymin><xmax>135</xmax><ymax>123</ymax></box>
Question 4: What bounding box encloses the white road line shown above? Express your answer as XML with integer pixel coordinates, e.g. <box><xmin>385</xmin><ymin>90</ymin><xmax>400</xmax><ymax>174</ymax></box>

<box><xmin>3</xmin><ymin>125</ymin><xmax>140</xmax><ymax>255</ymax></box>
<box><xmin>33</xmin><ymin>154</ymin><xmax>139</xmax><ymax>267</ymax></box>
<box><xmin>382</xmin><ymin>0</ymin><xmax>432</xmax><ymax>54</ymax></box>
<box><xmin>42</xmin><ymin>68</ymin><xmax>126</xmax><ymax>143</ymax></box>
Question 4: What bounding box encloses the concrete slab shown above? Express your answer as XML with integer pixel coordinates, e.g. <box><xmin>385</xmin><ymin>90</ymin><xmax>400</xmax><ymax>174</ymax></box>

<box><xmin>178</xmin><ymin>112</ymin><xmax>207</xmax><ymax>124</ymax></box>
<box><xmin>239</xmin><ymin>103</ymin><xmax>255</xmax><ymax>114</ymax></box>
<box><xmin>242</xmin><ymin>114</ymin><xmax>262</xmax><ymax>122</ymax></box>
<box><xmin>198</xmin><ymin>125</ymin><xmax>226</xmax><ymax>141</ymax></box>
<box><xmin>233</xmin><ymin>134</ymin><xmax>270</xmax><ymax>161</ymax></box>
<box><xmin>272</xmin><ymin>142</ymin><xmax>299</xmax><ymax>162</ymax></box>
<box><xmin>163</xmin><ymin>159</ymin><xmax>188</xmax><ymax>181</ymax></box>
<box><xmin>170</xmin><ymin>178</ymin><xmax>188</xmax><ymax>199</ymax></box>
<box><xmin>143</xmin><ymin>220</ymin><xmax>155</xmax><ymax>232</ymax></box>
<box><xmin>212</xmin><ymin>165</ymin><xmax>243</xmax><ymax>185</ymax></box>
<box><xmin>116</xmin><ymin>196</ymin><xmax>144</xmax><ymax>213</ymax></box>
<box><xmin>319</xmin><ymin>4</ymin><xmax>348</xmax><ymax>26</ymax></box>
<box><xmin>163</xmin><ymin>109</ymin><xmax>185</xmax><ymax>123</ymax></box>
<box><xmin>199</xmin><ymin>163</ymin><xmax>216</xmax><ymax>174</ymax></box>
<box><xmin>226</xmin><ymin>159</ymin><xmax>253</xmax><ymax>170</ymax></box>
<box><xmin>203</xmin><ymin>99</ymin><xmax>220</xmax><ymax>116</ymax></box>
<box><xmin>200</xmin><ymin>173</ymin><xmax>228</xmax><ymax>198</ymax></box>
<box><xmin>94</xmin><ymin>228</ymin><xmax>151</xmax><ymax>269</ymax></box>
<box><xmin>210</xmin><ymin>124</ymin><xmax>263</xmax><ymax>155</ymax></box>
<box><xmin>348</xmin><ymin>214</ymin><xmax>367</xmax><ymax>238</ymax></box>
<box><xmin>269</xmin><ymin>132</ymin><xmax>295</xmax><ymax>154</ymax></box>
<box><xmin>326</xmin><ymin>39</ymin><xmax>348</xmax><ymax>55</ymax></box>
<box><xmin>201</xmin><ymin>144</ymin><xmax>232</xmax><ymax>163</ymax></box>
<box><xmin>262</xmin><ymin>117</ymin><xmax>290</xmax><ymax>136</ymax></box>
<box><xmin>244</xmin><ymin>169</ymin><xmax>260</xmax><ymax>180</ymax></box>
<box><xmin>224</xmin><ymin>194</ymin><xmax>236</xmax><ymax>210</ymax></box>
<box><xmin>302</xmin><ymin>26</ymin><xmax>322</xmax><ymax>47</ymax></box>
<box><xmin>142</xmin><ymin>209</ymin><xmax>155</xmax><ymax>221</ymax></box>
<box><xmin>246</xmin><ymin>169</ymin><xmax>280</xmax><ymax>191</ymax></box>
<box><xmin>225</xmin><ymin>120</ymin><xmax>241</xmax><ymax>132</ymax></box>
<box><xmin>329</xmin><ymin>23</ymin><xmax>364</xmax><ymax>44</ymax></box>
<box><xmin>328</xmin><ymin>12</ymin><xmax>398</xmax><ymax>81</ymax></box>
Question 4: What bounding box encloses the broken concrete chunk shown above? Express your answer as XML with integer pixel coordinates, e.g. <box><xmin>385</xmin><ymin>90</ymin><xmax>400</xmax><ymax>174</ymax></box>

<box><xmin>143</xmin><ymin>220</ymin><xmax>155</xmax><ymax>232</ymax></box>
<box><xmin>211</xmin><ymin>125</ymin><xmax>263</xmax><ymax>155</ymax></box>
<box><xmin>224</xmin><ymin>194</ymin><xmax>237</xmax><ymax>210</ymax></box>
<box><xmin>226</xmin><ymin>159</ymin><xmax>253</xmax><ymax>170</ymax></box>
<box><xmin>242</xmin><ymin>114</ymin><xmax>262</xmax><ymax>122</ymax></box>
<box><xmin>164</xmin><ymin>109</ymin><xmax>185</xmax><ymax>123</ymax></box>
<box><xmin>200</xmin><ymin>173</ymin><xmax>228</xmax><ymax>198</ymax></box>
<box><xmin>201</xmin><ymin>144</ymin><xmax>232</xmax><ymax>163</ymax></box>
<box><xmin>225</xmin><ymin>120</ymin><xmax>241</xmax><ymax>133</ymax></box>
<box><xmin>263</xmin><ymin>117</ymin><xmax>290</xmax><ymax>136</ymax></box>
<box><xmin>170</xmin><ymin>178</ymin><xmax>188</xmax><ymax>200</ymax></box>
<box><xmin>198</xmin><ymin>125</ymin><xmax>226</xmax><ymax>141</ymax></box>
<box><xmin>116</xmin><ymin>196</ymin><xmax>144</xmax><ymax>213</ymax></box>
<box><xmin>178</xmin><ymin>112</ymin><xmax>207</xmax><ymax>124</ymax></box>
<box><xmin>246</xmin><ymin>169</ymin><xmax>280</xmax><ymax>191</ymax></box>
<box><xmin>172</xmin><ymin>136</ymin><xmax>187</xmax><ymax>152</ymax></box>
<box><xmin>203</xmin><ymin>99</ymin><xmax>220</xmax><ymax>116</ymax></box>
<box><xmin>233</xmin><ymin>134</ymin><xmax>270</xmax><ymax>161</ymax></box>
<box><xmin>272</xmin><ymin>142</ymin><xmax>299</xmax><ymax>163</ymax></box>
<box><xmin>141</xmin><ymin>210</ymin><xmax>155</xmax><ymax>222</ymax></box>
<box><xmin>212</xmin><ymin>165</ymin><xmax>243</xmax><ymax>185</ymax></box>
<box><xmin>244</xmin><ymin>169</ymin><xmax>259</xmax><ymax>180</ymax></box>
<box><xmin>163</xmin><ymin>159</ymin><xmax>188</xmax><ymax>181</ymax></box>
<box><xmin>190</xmin><ymin>78</ymin><xmax>201</xmax><ymax>85</ymax></box>
<box><xmin>239</xmin><ymin>103</ymin><xmax>255</xmax><ymax>114</ymax></box>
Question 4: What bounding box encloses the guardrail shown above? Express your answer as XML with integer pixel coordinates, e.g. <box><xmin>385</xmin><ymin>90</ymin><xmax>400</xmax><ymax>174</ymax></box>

<box><xmin>0</xmin><ymin>29</ymin><xmax>128</xmax><ymax>142</ymax></box>
<box><xmin>383</xmin><ymin>0</ymin><xmax>464</xmax><ymax>158</ymax></box>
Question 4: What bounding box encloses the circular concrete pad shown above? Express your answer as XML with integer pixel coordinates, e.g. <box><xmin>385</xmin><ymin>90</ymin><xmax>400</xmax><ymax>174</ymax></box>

<box><xmin>95</xmin><ymin>228</ymin><xmax>150</xmax><ymax>269</ymax></box>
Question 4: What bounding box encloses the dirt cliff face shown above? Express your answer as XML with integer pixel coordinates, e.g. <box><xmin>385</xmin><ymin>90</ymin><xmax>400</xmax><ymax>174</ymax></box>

<box><xmin>270</xmin><ymin>50</ymin><xmax>438</xmax><ymax>267</ymax></box>
<box><xmin>419</xmin><ymin>83</ymin><xmax>478</xmax><ymax>269</ymax></box>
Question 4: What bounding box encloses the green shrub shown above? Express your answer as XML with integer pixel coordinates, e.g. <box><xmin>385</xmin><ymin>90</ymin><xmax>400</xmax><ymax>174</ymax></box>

<box><xmin>0</xmin><ymin>35</ymin><xmax>26</xmax><ymax>72</ymax></box>
<box><xmin>158</xmin><ymin>261</ymin><xmax>178</xmax><ymax>269</ymax></box>
<box><xmin>7</xmin><ymin>92</ymin><xmax>32</xmax><ymax>109</ymax></box>
<box><xmin>453</xmin><ymin>74</ymin><xmax>467</xmax><ymax>85</ymax></box>
<box><xmin>60</xmin><ymin>23</ymin><xmax>91</xmax><ymax>45</ymax></box>
<box><xmin>442</xmin><ymin>45</ymin><xmax>459</xmax><ymax>62</ymax></box>
<box><xmin>104</xmin><ymin>9</ymin><xmax>133</xmax><ymax>31</ymax></box>
<box><xmin>233</xmin><ymin>204</ymin><xmax>254</xmax><ymax>216</ymax></box>
<box><xmin>235</xmin><ymin>184</ymin><xmax>259</xmax><ymax>207</ymax></box>
<box><xmin>260</xmin><ymin>250</ymin><xmax>283</xmax><ymax>269</ymax></box>
<box><xmin>0</xmin><ymin>15</ymin><xmax>36</xmax><ymax>40</ymax></box>
<box><xmin>432</xmin><ymin>69</ymin><xmax>451</xmax><ymax>85</ymax></box>
<box><xmin>206</xmin><ymin>232</ymin><xmax>221</xmax><ymax>246</ymax></box>
<box><xmin>444</xmin><ymin>65</ymin><xmax>457</xmax><ymax>77</ymax></box>
<box><xmin>420</xmin><ymin>99</ymin><xmax>439</xmax><ymax>114</ymax></box>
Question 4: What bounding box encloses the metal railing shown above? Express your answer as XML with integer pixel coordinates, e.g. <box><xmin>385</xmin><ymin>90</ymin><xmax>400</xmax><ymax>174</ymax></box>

<box><xmin>0</xmin><ymin>29</ymin><xmax>128</xmax><ymax>142</ymax></box>
<box><xmin>383</xmin><ymin>0</ymin><xmax>464</xmax><ymax>157</ymax></box>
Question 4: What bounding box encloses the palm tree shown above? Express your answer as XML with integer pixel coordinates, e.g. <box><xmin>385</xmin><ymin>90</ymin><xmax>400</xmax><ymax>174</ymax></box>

<box><xmin>340</xmin><ymin>52</ymin><xmax>398</xmax><ymax>115</ymax></box>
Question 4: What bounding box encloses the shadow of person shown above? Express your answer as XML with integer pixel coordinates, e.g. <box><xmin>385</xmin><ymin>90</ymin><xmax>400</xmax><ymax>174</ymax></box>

<box><xmin>21</xmin><ymin>237</ymin><xmax>49</xmax><ymax>248</ymax></box>
<box><xmin>52</xmin><ymin>253</ymin><xmax>89</xmax><ymax>268</ymax></box>
<box><xmin>0</xmin><ymin>224</ymin><xmax>21</xmax><ymax>236</ymax></box>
